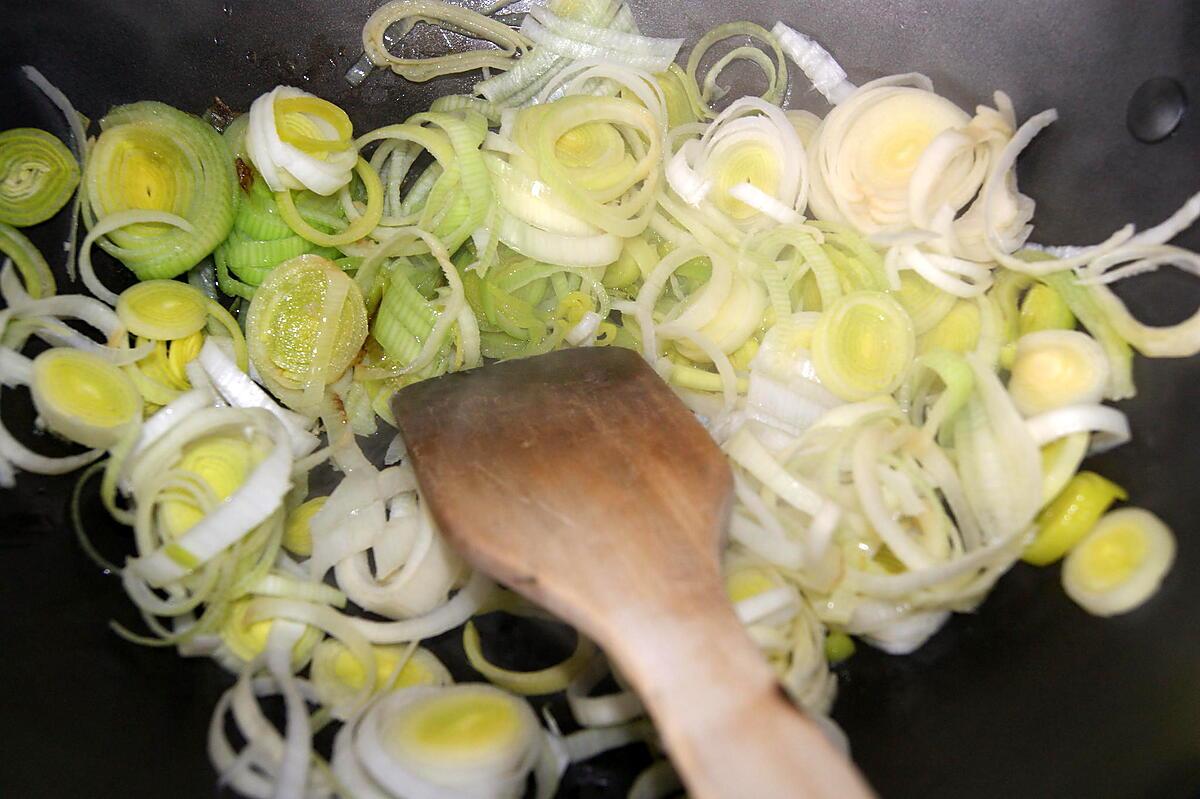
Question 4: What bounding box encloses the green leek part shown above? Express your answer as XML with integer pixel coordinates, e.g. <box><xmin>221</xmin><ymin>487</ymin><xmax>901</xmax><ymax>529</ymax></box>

<box><xmin>0</xmin><ymin>127</ymin><xmax>80</xmax><ymax>226</ymax></box>
<box><xmin>0</xmin><ymin>222</ymin><xmax>55</xmax><ymax>298</ymax></box>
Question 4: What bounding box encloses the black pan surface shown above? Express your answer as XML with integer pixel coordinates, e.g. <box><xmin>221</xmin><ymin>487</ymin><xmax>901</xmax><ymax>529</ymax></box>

<box><xmin>1</xmin><ymin>1</ymin><xmax>1198</xmax><ymax>797</ymax></box>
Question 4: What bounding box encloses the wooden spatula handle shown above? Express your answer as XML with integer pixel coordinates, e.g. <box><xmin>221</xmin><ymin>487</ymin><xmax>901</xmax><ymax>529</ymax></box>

<box><xmin>606</xmin><ymin>594</ymin><xmax>876</xmax><ymax>799</ymax></box>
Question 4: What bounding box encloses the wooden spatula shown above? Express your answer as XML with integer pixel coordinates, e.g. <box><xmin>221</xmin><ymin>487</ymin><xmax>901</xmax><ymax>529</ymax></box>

<box><xmin>392</xmin><ymin>346</ymin><xmax>874</xmax><ymax>799</ymax></box>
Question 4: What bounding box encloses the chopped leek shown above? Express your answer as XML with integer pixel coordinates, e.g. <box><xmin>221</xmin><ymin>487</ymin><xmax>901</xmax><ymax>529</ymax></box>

<box><xmin>812</xmin><ymin>290</ymin><xmax>915</xmax><ymax>401</ymax></box>
<box><xmin>1007</xmin><ymin>330</ymin><xmax>1109</xmax><ymax>416</ymax></box>
<box><xmin>116</xmin><ymin>280</ymin><xmax>209</xmax><ymax>341</ymax></box>
<box><xmin>31</xmin><ymin>348</ymin><xmax>142</xmax><ymax>448</ymax></box>
<box><xmin>84</xmin><ymin>101</ymin><xmax>237</xmax><ymax>280</ymax></box>
<box><xmin>0</xmin><ymin>127</ymin><xmax>80</xmax><ymax>226</ymax></box>
<box><xmin>1062</xmin><ymin>508</ymin><xmax>1175</xmax><ymax>616</ymax></box>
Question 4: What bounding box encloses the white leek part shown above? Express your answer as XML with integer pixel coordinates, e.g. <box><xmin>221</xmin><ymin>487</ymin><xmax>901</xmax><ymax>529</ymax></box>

<box><xmin>557</xmin><ymin>720</ymin><xmax>656</xmax><ymax>764</ymax></box>
<box><xmin>565</xmin><ymin>657</ymin><xmax>644</xmax><ymax>728</ymax></box>
<box><xmin>1076</xmin><ymin>243</ymin><xmax>1200</xmax><ymax>358</ymax></box>
<box><xmin>952</xmin><ymin>356</ymin><xmax>1043</xmax><ymax>542</ymax></box>
<box><xmin>264</xmin><ymin>621</ymin><xmax>312</xmax><ymax>799</ymax></box>
<box><xmin>808</xmin><ymin>74</ymin><xmax>982</xmax><ymax>236</ymax></box>
<box><xmin>383</xmin><ymin>433</ymin><xmax>406</xmax><ymax>466</ymax></box>
<box><xmin>853</xmin><ymin>606</ymin><xmax>950</xmax><ymax>655</ymax></box>
<box><xmin>846</xmin><ymin>529</ymin><xmax>1024</xmax><ymax>600</ymax></box>
<box><xmin>495</xmin><ymin>211</ymin><xmax>622</xmax><ymax>268</ymax></box>
<box><xmin>771</xmin><ymin>22</ymin><xmax>855</xmax><ymax>104</ymax></box>
<box><xmin>778</xmin><ymin>600</ymin><xmax>837</xmax><ymax>714</ymax></box>
<box><xmin>1062</xmin><ymin>507</ymin><xmax>1176</xmax><ymax>617</ymax></box>
<box><xmin>21</xmin><ymin>66</ymin><xmax>87</xmax><ymax>281</ymax></box>
<box><xmin>520</xmin><ymin>7</ymin><xmax>682</xmax><ymax>73</ymax></box>
<box><xmin>80</xmin><ymin>210</ymin><xmax>196</xmax><ymax>305</ymax></box>
<box><xmin>1008</xmin><ymin>330</ymin><xmax>1109</xmax><ymax>416</ymax></box>
<box><xmin>679</xmin><ymin>97</ymin><xmax>808</xmax><ymax>230</ymax></box>
<box><xmin>565</xmin><ymin>311</ymin><xmax>603</xmax><ymax>346</ymax></box>
<box><xmin>535</xmin><ymin>60</ymin><xmax>668</xmax><ymax>132</ymax></box>
<box><xmin>126</xmin><ymin>409</ymin><xmax>293</xmax><ymax>587</ymax></box>
<box><xmin>244</xmin><ymin>597</ymin><xmax>378</xmax><ymax>716</ymax></box>
<box><xmin>308</xmin><ymin>465</ymin><xmax>416</xmax><ymax>580</ymax></box>
<box><xmin>0</xmin><ymin>283</ymin><xmax>151</xmax><ymax>364</ymax></box>
<box><xmin>728</xmin><ymin>182</ymin><xmax>802</xmax><ymax>224</ymax></box>
<box><xmin>207</xmin><ymin>672</ymin><xmax>335</xmax><ymax>799</ymax></box>
<box><xmin>195</xmin><ymin>338</ymin><xmax>319</xmax><ymax>457</ymax></box>
<box><xmin>350</xmin><ymin>571</ymin><xmax>495</xmax><ymax>644</ymax></box>
<box><xmin>1025</xmin><ymin>404</ymin><xmax>1131</xmax><ymax>453</ymax></box>
<box><xmin>130</xmin><ymin>387</ymin><xmax>216</xmax><ymax>460</ymax></box>
<box><xmin>665</xmin><ymin>140</ymin><xmax>711</xmax><ymax>206</ymax></box>
<box><xmin>334</xmin><ymin>500</ymin><xmax>463</xmax><ymax>618</ymax></box>
<box><xmin>852</xmin><ymin>423</ymin><xmax>933</xmax><ymax>570</ymax></box>
<box><xmin>0</xmin><ymin>347</ymin><xmax>33</xmax><ymax>386</ymax></box>
<box><xmin>351</xmin><ymin>685</ymin><xmax>543</xmax><ymax>799</ymax></box>
<box><xmin>886</xmin><ymin>245</ymin><xmax>994</xmax><ymax>298</ymax></box>
<box><xmin>981</xmin><ymin>110</ymin><xmax>1133</xmax><ymax>273</ymax></box>
<box><xmin>724</xmin><ymin>428</ymin><xmax>829</xmax><ymax>517</ymax></box>
<box><xmin>246</xmin><ymin>86</ymin><xmax>356</xmax><ymax>195</ymax></box>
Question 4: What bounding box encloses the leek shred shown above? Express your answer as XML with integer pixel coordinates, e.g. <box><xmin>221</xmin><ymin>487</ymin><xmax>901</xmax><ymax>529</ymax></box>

<box><xmin>282</xmin><ymin>496</ymin><xmax>327</xmax><ymax>558</ymax></box>
<box><xmin>0</xmin><ymin>222</ymin><xmax>56</xmax><ymax>298</ymax></box>
<box><xmin>1024</xmin><ymin>471</ymin><xmax>1127</xmax><ymax>566</ymax></box>
<box><xmin>0</xmin><ymin>127</ymin><xmax>80</xmax><ymax>226</ymax></box>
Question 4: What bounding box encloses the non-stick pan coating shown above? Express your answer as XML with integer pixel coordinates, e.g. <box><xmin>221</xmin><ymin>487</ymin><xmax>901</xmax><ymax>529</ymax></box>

<box><xmin>1</xmin><ymin>1</ymin><xmax>1198</xmax><ymax>796</ymax></box>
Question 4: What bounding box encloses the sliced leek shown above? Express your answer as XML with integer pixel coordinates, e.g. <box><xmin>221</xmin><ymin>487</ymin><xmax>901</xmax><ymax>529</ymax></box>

<box><xmin>812</xmin><ymin>291</ymin><xmax>915</xmax><ymax>401</ymax></box>
<box><xmin>1062</xmin><ymin>507</ymin><xmax>1175</xmax><ymax>616</ymax></box>
<box><xmin>0</xmin><ymin>127</ymin><xmax>80</xmax><ymax>226</ymax></box>
<box><xmin>1024</xmin><ymin>471</ymin><xmax>1126</xmax><ymax>566</ymax></box>
<box><xmin>1007</xmin><ymin>330</ymin><xmax>1109</xmax><ymax>416</ymax></box>
<box><xmin>116</xmin><ymin>280</ymin><xmax>209</xmax><ymax>341</ymax></box>
<box><xmin>84</xmin><ymin>101</ymin><xmax>237</xmax><ymax>279</ymax></box>
<box><xmin>31</xmin><ymin>348</ymin><xmax>142</xmax><ymax>448</ymax></box>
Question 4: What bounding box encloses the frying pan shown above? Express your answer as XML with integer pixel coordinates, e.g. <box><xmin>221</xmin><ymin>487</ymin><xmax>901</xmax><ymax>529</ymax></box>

<box><xmin>1</xmin><ymin>1</ymin><xmax>1198</xmax><ymax>796</ymax></box>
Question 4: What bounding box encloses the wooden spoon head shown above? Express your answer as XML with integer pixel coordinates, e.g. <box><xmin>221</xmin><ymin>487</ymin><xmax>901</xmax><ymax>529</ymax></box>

<box><xmin>392</xmin><ymin>347</ymin><xmax>732</xmax><ymax>638</ymax></box>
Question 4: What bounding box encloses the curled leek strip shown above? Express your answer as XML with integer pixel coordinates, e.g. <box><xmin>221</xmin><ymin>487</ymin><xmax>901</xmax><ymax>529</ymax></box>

<box><xmin>0</xmin><ymin>128</ymin><xmax>80</xmax><ymax>227</ymax></box>
<box><xmin>31</xmin><ymin>347</ymin><xmax>143</xmax><ymax>448</ymax></box>
<box><xmin>359</xmin><ymin>0</ymin><xmax>531</xmax><ymax>84</ymax></box>
<box><xmin>275</xmin><ymin>158</ymin><xmax>384</xmax><ymax>247</ymax></box>
<box><xmin>462</xmin><ymin>616</ymin><xmax>595</xmax><ymax>696</ymax></box>
<box><xmin>685</xmin><ymin>21</ymin><xmax>788</xmax><ymax>116</ymax></box>
<box><xmin>0</xmin><ymin>222</ymin><xmax>55</xmax><ymax>298</ymax></box>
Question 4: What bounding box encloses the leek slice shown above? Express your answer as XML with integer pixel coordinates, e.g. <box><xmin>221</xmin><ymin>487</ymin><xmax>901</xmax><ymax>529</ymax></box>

<box><xmin>1018</xmin><ymin>282</ymin><xmax>1075</xmax><ymax>335</ymax></box>
<box><xmin>1062</xmin><ymin>507</ymin><xmax>1175</xmax><ymax>616</ymax></box>
<box><xmin>353</xmin><ymin>685</ymin><xmax>541</xmax><ymax>797</ymax></box>
<box><xmin>1007</xmin><ymin>330</ymin><xmax>1108</xmax><ymax>416</ymax></box>
<box><xmin>812</xmin><ymin>290</ymin><xmax>915</xmax><ymax>401</ymax></box>
<box><xmin>157</xmin><ymin>433</ymin><xmax>261</xmax><ymax>538</ymax></box>
<box><xmin>1024</xmin><ymin>471</ymin><xmax>1126</xmax><ymax>566</ymax></box>
<box><xmin>311</xmin><ymin>640</ymin><xmax>451</xmax><ymax>709</ymax></box>
<box><xmin>31</xmin><ymin>348</ymin><xmax>142</xmax><ymax>448</ymax></box>
<box><xmin>246</xmin><ymin>255</ymin><xmax>368</xmax><ymax>405</ymax></box>
<box><xmin>0</xmin><ymin>127</ymin><xmax>80</xmax><ymax>226</ymax></box>
<box><xmin>1039</xmin><ymin>431</ymin><xmax>1089</xmax><ymax>504</ymax></box>
<box><xmin>85</xmin><ymin>101</ymin><xmax>237</xmax><ymax>280</ymax></box>
<box><xmin>116</xmin><ymin>280</ymin><xmax>209</xmax><ymax>341</ymax></box>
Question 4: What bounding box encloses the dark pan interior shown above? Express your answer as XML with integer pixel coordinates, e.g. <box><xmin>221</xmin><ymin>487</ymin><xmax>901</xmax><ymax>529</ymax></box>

<box><xmin>1</xmin><ymin>1</ymin><xmax>1198</xmax><ymax>797</ymax></box>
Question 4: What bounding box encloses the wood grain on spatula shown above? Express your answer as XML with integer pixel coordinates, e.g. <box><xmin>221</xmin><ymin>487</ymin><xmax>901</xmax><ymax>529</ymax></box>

<box><xmin>392</xmin><ymin>347</ymin><xmax>874</xmax><ymax>799</ymax></box>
